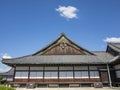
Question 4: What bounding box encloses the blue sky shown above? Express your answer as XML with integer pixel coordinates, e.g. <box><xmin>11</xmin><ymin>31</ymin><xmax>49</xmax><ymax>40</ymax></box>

<box><xmin>0</xmin><ymin>0</ymin><xmax>120</xmax><ymax>72</ymax></box>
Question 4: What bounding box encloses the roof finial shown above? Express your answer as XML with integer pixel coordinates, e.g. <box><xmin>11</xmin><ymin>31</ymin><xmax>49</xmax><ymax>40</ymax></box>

<box><xmin>61</xmin><ymin>32</ymin><xmax>65</xmax><ymax>36</ymax></box>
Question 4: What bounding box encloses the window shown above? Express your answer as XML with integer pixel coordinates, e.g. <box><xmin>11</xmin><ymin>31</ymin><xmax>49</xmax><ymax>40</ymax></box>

<box><xmin>116</xmin><ymin>70</ymin><xmax>120</xmax><ymax>78</ymax></box>
<box><xmin>15</xmin><ymin>72</ymin><xmax>21</xmax><ymax>78</ymax></box>
<box><xmin>44</xmin><ymin>71</ymin><xmax>58</xmax><ymax>78</ymax></box>
<box><xmin>59</xmin><ymin>71</ymin><xmax>73</xmax><ymax>78</ymax></box>
<box><xmin>75</xmin><ymin>71</ymin><xmax>89</xmax><ymax>78</ymax></box>
<box><xmin>74</xmin><ymin>71</ymin><xmax>82</xmax><ymax>78</ymax></box>
<box><xmin>44</xmin><ymin>66</ymin><xmax>58</xmax><ymax>70</ymax></box>
<box><xmin>30</xmin><ymin>66</ymin><xmax>43</xmax><ymax>70</ymax></box>
<box><xmin>59</xmin><ymin>66</ymin><xmax>73</xmax><ymax>70</ymax></box>
<box><xmin>90</xmin><ymin>71</ymin><xmax>99</xmax><ymax>78</ymax></box>
<box><xmin>82</xmin><ymin>71</ymin><xmax>89</xmax><ymax>78</ymax></box>
<box><xmin>15</xmin><ymin>71</ymin><xmax>28</xmax><ymax>78</ymax></box>
<box><xmin>7</xmin><ymin>76</ymin><xmax>13</xmax><ymax>81</ymax></box>
<box><xmin>74</xmin><ymin>66</ymin><xmax>88</xmax><ymax>70</ymax></box>
<box><xmin>16</xmin><ymin>66</ymin><xmax>29</xmax><ymax>70</ymax></box>
<box><xmin>89</xmin><ymin>66</ymin><xmax>98</xmax><ymax>70</ymax></box>
<box><xmin>2</xmin><ymin>76</ymin><xmax>7</xmax><ymax>80</ymax></box>
<box><xmin>30</xmin><ymin>71</ymin><xmax>43</xmax><ymax>78</ymax></box>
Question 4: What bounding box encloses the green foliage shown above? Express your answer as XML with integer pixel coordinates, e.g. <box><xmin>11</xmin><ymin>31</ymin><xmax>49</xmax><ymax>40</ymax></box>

<box><xmin>1</xmin><ymin>80</ymin><xmax>6</xmax><ymax>84</ymax></box>
<box><xmin>0</xmin><ymin>85</ymin><xmax>15</xmax><ymax>90</ymax></box>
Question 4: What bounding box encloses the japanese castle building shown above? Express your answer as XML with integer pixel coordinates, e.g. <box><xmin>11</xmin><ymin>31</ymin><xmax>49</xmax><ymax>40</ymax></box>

<box><xmin>1</xmin><ymin>33</ymin><xmax>120</xmax><ymax>87</ymax></box>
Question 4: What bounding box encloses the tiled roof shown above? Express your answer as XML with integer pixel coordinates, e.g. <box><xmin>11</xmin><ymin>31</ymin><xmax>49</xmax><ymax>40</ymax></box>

<box><xmin>2</xmin><ymin>55</ymin><xmax>106</xmax><ymax>65</ymax></box>
<box><xmin>0</xmin><ymin>68</ymin><xmax>14</xmax><ymax>76</ymax></box>
<box><xmin>109</xmin><ymin>55</ymin><xmax>120</xmax><ymax>63</ymax></box>
<box><xmin>108</xmin><ymin>43</ymin><xmax>120</xmax><ymax>52</ymax></box>
<box><xmin>92</xmin><ymin>51</ymin><xmax>114</xmax><ymax>62</ymax></box>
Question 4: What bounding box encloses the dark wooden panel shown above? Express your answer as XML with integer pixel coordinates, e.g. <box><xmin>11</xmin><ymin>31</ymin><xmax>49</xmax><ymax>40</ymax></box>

<box><xmin>14</xmin><ymin>79</ymin><xmax>28</xmax><ymax>82</ymax></box>
<box><xmin>116</xmin><ymin>78</ymin><xmax>120</xmax><ymax>82</ymax></box>
<box><xmin>29</xmin><ymin>79</ymin><xmax>43</xmax><ymax>82</ymax></box>
<box><xmin>100</xmin><ymin>71</ymin><xmax>109</xmax><ymax>83</ymax></box>
<box><xmin>44</xmin><ymin>79</ymin><xmax>58</xmax><ymax>82</ymax></box>
<box><xmin>43</xmin><ymin>44</ymin><xmax>84</xmax><ymax>55</ymax></box>
<box><xmin>59</xmin><ymin>79</ymin><xmax>74</xmax><ymax>82</ymax></box>
<box><xmin>89</xmin><ymin>78</ymin><xmax>100</xmax><ymax>82</ymax></box>
<box><xmin>74</xmin><ymin>78</ymin><xmax>89</xmax><ymax>82</ymax></box>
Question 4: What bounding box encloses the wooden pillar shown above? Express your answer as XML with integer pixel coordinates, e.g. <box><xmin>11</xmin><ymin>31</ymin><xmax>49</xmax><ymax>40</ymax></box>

<box><xmin>107</xmin><ymin>64</ymin><xmax>112</xmax><ymax>88</ymax></box>
<box><xmin>28</xmin><ymin>66</ymin><xmax>30</xmax><ymax>82</ymax></box>
<box><xmin>43</xmin><ymin>65</ymin><xmax>45</xmax><ymax>82</ymax></box>
<box><xmin>58</xmin><ymin>65</ymin><xmax>59</xmax><ymax>82</ymax></box>
<box><xmin>88</xmin><ymin>65</ymin><xmax>90</xmax><ymax>81</ymax></box>
<box><xmin>13</xmin><ymin>65</ymin><xmax>16</xmax><ymax>82</ymax></box>
<box><xmin>73</xmin><ymin>66</ymin><xmax>75</xmax><ymax>81</ymax></box>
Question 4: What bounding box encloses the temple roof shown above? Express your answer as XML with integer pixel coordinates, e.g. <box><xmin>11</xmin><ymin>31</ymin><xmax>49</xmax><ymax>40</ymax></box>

<box><xmin>2</xmin><ymin>55</ymin><xmax>106</xmax><ymax>65</ymax></box>
<box><xmin>109</xmin><ymin>55</ymin><xmax>120</xmax><ymax>63</ymax></box>
<box><xmin>92</xmin><ymin>51</ymin><xmax>114</xmax><ymax>62</ymax></box>
<box><xmin>2</xmin><ymin>34</ymin><xmax>119</xmax><ymax>66</ymax></box>
<box><xmin>0</xmin><ymin>68</ymin><xmax>14</xmax><ymax>76</ymax></box>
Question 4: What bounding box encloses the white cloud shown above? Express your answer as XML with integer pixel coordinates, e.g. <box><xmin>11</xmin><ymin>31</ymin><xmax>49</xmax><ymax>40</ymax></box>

<box><xmin>56</xmin><ymin>6</ymin><xmax>78</xmax><ymax>19</ymax></box>
<box><xmin>0</xmin><ymin>53</ymin><xmax>11</xmax><ymax>73</ymax></box>
<box><xmin>104</xmin><ymin>37</ymin><xmax>120</xmax><ymax>43</ymax></box>
<box><xmin>2</xmin><ymin>53</ymin><xmax>12</xmax><ymax>59</ymax></box>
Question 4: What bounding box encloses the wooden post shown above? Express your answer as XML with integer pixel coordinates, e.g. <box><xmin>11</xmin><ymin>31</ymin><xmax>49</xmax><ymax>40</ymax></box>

<box><xmin>13</xmin><ymin>65</ymin><xmax>16</xmax><ymax>82</ymax></box>
<box><xmin>107</xmin><ymin>64</ymin><xmax>112</xmax><ymax>88</ymax></box>
<box><xmin>43</xmin><ymin>65</ymin><xmax>45</xmax><ymax>82</ymax></box>
<box><xmin>88</xmin><ymin>65</ymin><xmax>90</xmax><ymax>81</ymax></box>
<box><xmin>73</xmin><ymin>66</ymin><xmax>75</xmax><ymax>80</ymax></box>
<box><xmin>28</xmin><ymin>66</ymin><xmax>30</xmax><ymax>82</ymax></box>
<box><xmin>58</xmin><ymin>66</ymin><xmax>59</xmax><ymax>82</ymax></box>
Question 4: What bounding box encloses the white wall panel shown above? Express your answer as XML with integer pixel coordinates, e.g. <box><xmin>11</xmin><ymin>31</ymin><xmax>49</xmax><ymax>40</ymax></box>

<box><xmin>59</xmin><ymin>66</ymin><xmax>73</xmax><ymax>70</ymax></box>
<box><xmin>15</xmin><ymin>71</ymin><xmax>28</xmax><ymax>78</ymax></box>
<box><xmin>66</xmin><ymin>71</ymin><xmax>73</xmax><ymax>78</ymax></box>
<box><xmin>37</xmin><ymin>72</ymin><xmax>43</xmax><ymax>78</ymax></box>
<box><xmin>75</xmin><ymin>71</ymin><xmax>82</xmax><ymax>78</ymax></box>
<box><xmin>2</xmin><ymin>77</ymin><xmax>7</xmax><ymax>80</ymax></box>
<box><xmin>30</xmin><ymin>71</ymin><xmax>43</xmax><ymax>78</ymax></box>
<box><xmin>7</xmin><ymin>76</ymin><xmax>13</xmax><ymax>81</ymax></box>
<box><xmin>59</xmin><ymin>71</ymin><xmax>73</xmax><ymax>78</ymax></box>
<box><xmin>74</xmin><ymin>66</ymin><xmax>88</xmax><ymax>70</ymax></box>
<box><xmin>30</xmin><ymin>66</ymin><xmax>43</xmax><ymax>70</ymax></box>
<box><xmin>81</xmin><ymin>71</ymin><xmax>89</xmax><ymax>78</ymax></box>
<box><xmin>44</xmin><ymin>66</ymin><xmax>58</xmax><ymax>70</ymax></box>
<box><xmin>90</xmin><ymin>71</ymin><xmax>99</xmax><ymax>78</ymax></box>
<box><xmin>74</xmin><ymin>71</ymin><xmax>88</xmax><ymax>78</ymax></box>
<box><xmin>44</xmin><ymin>72</ymin><xmax>58</xmax><ymax>78</ymax></box>
<box><xmin>59</xmin><ymin>72</ymin><xmax>66</xmax><ymax>78</ymax></box>
<box><xmin>16</xmin><ymin>66</ymin><xmax>29</xmax><ymax>70</ymax></box>
<box><xmin>89</xmin><ymin>66</ymin><xmax>98</xmax><ymax>70</ymax></box>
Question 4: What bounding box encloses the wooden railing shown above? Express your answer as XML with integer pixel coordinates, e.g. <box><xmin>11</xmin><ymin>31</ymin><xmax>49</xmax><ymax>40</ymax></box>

<box><xmin>14</xmin><ymin>78</ymin><xmax>100</xmax><ymax>83</ymax></box>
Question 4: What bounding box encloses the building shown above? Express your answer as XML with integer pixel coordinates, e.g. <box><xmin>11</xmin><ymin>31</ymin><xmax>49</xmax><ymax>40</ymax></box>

<box><xmin>1</xmin><ymin>33</ymin><xmax>120</xmax><ymax>87</ymax></box>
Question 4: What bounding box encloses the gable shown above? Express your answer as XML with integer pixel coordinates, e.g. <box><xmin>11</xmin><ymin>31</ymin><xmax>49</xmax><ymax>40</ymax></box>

<box><xmin>106</xmin><ymin>43</ymin><xmax>120</xmax><ymax>56</ymax></box>
<box><xmin>33</xmin><ymin>33</ymin><xmax>94</xmax><ymax>55</ymax></box>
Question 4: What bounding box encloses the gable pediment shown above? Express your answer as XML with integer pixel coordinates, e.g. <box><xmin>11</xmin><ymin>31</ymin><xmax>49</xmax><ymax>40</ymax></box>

<box><xmin>33</xmin><ymin>33</ymin><xmax>94</xmax><ymax>55</ymax></box>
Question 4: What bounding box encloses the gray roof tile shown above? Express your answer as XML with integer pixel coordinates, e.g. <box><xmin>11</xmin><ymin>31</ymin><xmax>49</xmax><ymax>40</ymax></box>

<box><xmin>2</xmin><ymin>55</ymin><xmax>106</xmax><ymax>65</ymax></box>
<box><xmin>92</xmin><ymin>51</ymin><xmax>114</xmax><ymax>62</ymax></box>
<box><xmin>0</xmin><ymin>68</ymin><xmax>14</xmax><ymax>75</ymax></box>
